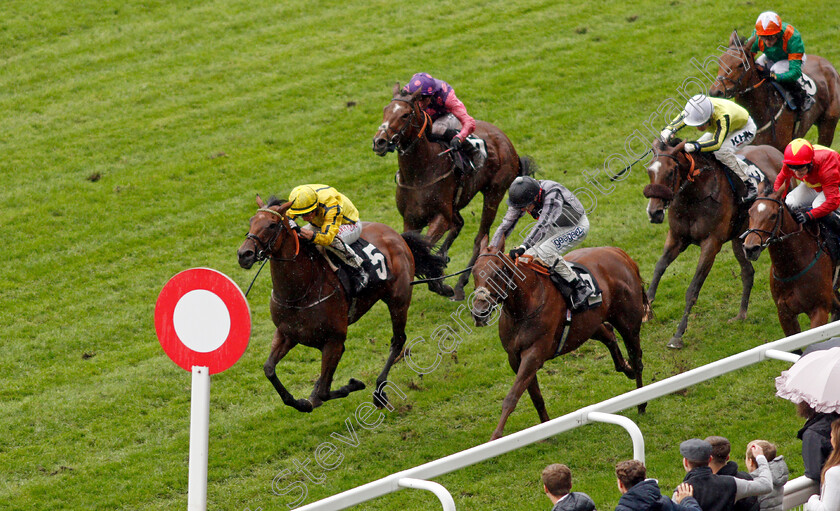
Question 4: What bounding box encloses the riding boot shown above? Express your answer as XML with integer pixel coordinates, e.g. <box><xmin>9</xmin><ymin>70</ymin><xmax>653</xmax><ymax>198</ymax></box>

<box><xmin>741</xmin><ymin>177</ymin><xmax>758</xmax><ymax>204</ymax></box>
<box><xmin>788</xmin><ymin>82</ymin><xmax>814</xmax><ymax>112</ymax></box>
<box><xmin>569</xmin><ymin>275</ymin><xmax>594</xmax><ymax>310</ymax></box>
<box><xmin>331</xmin><ymin>238</ymin><xmax>369</xmax><ymax>294</ymax></box>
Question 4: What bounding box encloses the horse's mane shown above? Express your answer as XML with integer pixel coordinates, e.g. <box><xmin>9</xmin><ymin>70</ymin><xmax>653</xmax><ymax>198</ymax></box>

<box><xmin>395</xmin><ymin>89</ymin><xmax>413</xmax><ymax>101</ymax></box>
<box><xmin>267</xmin><ymin>195</ymin><xmax>284</xmax><ymax>208</ymax></box>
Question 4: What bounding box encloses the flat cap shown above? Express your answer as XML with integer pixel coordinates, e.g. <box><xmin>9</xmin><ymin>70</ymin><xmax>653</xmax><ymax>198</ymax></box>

<box><xmin>680</xmin><ymin>439</ymin><xmax>712</xmax><ymax>462</ymax></box>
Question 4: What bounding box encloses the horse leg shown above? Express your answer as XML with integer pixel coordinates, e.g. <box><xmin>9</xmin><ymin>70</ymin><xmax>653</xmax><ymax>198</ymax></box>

<box><xmin>777</xmin><ymin>304</ymin><xmax>801</xmax><ymax>336</ymax></box>
<box><xmin>309</xmin><ymin>339</ymin><xmax>365</xmax><ymax>409</ymax></box>
<box><xmin>453</xmin><ymin>193</ymin><xmax>502</xmax><ymax>301</ymax></box>
<box><xmin>527</xmin><ymin>376</ymin><xmax>550</xmax><ymax>424</ymax></box>
<box><xmin>264</xmin><ymin>330</ymin><xmax>312</xmax><ymax>412</ymax></box>
<box><xmin>372</xmin><ymin>301</ymin><xmax>409</xmax><ymax>409</ymax></box>
<box><xmin>437</xmin><ymin>211</ymin><xmax>465</xmax><ymax>265</ymax></box>
<box><xmin>816</xmin><ymin>112</ymin><xmax>839</xmax><ymax>147</ymax></box>
<box><xmin>808</xmin><ymin>306</ymin><xmax>830</xmax><ymax>330</ymax></box>
<box><xmin>491</xmin><ymin>348</ymin><xmax>544</xmax><ymax>441</ymax></box>
<box><xmin>592</xmin><ymin>323</ymin><xmax>634</xmax><ymax>379</ymax></box>
<box><xmin>729</xmin><ymin>237</ymin><xmax>755</xmax><ymax>322</ymax></box>
<box><xmin>668</xmin><ymin>237</ymin><xmax>724</xmax><ymax>349</ymax></box>
<box><xmin>611</xmin><ymin>317</ymin><xmax>647</xmax><ymax>413</ymax></box>
<box><xmin>648</xmin><ymin>231</ymin><xmax>687</xmax><ymax>304</ymax></box>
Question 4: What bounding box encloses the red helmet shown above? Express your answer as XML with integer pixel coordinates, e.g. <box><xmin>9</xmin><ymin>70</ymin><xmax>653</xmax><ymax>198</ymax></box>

<box><xmin>784</xmin><ymin>139</ymin><xmax>815</xmax><ymax>166</ymax></box>
<box><xmin>755</xmin><ymin>11</ymin><xmax>782</xmax><ymax>36</ymax></box>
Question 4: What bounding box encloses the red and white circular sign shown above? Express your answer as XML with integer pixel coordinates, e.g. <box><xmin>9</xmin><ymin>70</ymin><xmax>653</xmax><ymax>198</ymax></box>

<box><xmin>155</xmin><ymin>268</ymin><xmax>250</xmax><ymax>374</ymax></box>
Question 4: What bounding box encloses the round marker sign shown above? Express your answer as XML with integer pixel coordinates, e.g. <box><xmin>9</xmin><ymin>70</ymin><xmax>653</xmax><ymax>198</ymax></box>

<box><xmin>155</xmin><ymin>268</ymin><xmax>250</xmax><ymax>374</ymax></box>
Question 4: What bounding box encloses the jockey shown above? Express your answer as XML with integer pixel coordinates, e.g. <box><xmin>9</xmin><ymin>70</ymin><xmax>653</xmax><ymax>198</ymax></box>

<box><xmin>490</xmin><ymin>176</ymin><xmax>594</xmax><ymax>309</ymax></box>
<box><xmin>287</xmin><ymin>184</ymin><xmax>368</xmax><ymax>294</ymax></box>
<box><xmin>660</xmin><ymin>94</ymin><xmax>758</xmax><ymax>203</ymax></box>
<box><xmin>774</xmin><ymin>139</ymin><xmax>840</xmax><ymax>228</ymax></box>
<box><xmin>750</xmin><ymin>11</ymin><xmax>813</xmax><ymax>111</ymax></box>
<box><xmin>402</xmin><ymin>72</ymin><xmax>485</xmax><ymax>175</ymax></box>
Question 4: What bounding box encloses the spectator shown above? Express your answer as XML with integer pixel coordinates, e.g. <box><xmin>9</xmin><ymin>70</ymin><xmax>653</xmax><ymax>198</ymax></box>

<box><xmin>806</xmin><ymin>418</ymin><xmax>840</xmax><ymax>511</ymax></box>
<box><xmin>614</xmin><ymin>459</ymin><xmax>700</xmax><ymax>511</ymax></box>
<box><xmin>705</xmin><ymin>436</ymin><xmax>760</xmax><ymax>511</ymax></box>
<box><xmin>745</xmin><ymin>440</ymin><xmax>789</xmax><ymax>511</ymax></box>
<box><xmin>797</xmin><ymin>402</ymin><xmax>840</xmax><ymax>482</ymax></box>
<box><xmin>677</xmin><ymin>439</ymin><xmax>772</xmax><ymax>511</ymax></box>
<box><xmin>542</xmin><ymin>463</ymin><xmax>596</xmax><ymax>511</ymax></box>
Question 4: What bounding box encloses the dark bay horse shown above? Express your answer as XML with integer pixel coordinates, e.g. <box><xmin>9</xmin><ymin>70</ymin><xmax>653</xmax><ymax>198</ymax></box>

<box><xmin>470</xmin><ymin>237</ymin><xmax>649</xmax><ymax>440</ymax></box>
<box><xmin>710</xmin><ymin>31</ymin><xmax>840</xmax><ymax>150</ymax></box>
<box><xmin>742</xmin><ymin>188</ymin><xmax>840</xmax><ymax>335</ymax></box>
<box><xmin>236</xmin><ymin>195</ymin><xmax>449</xmax><ymax>411</ymax></box>
<box><xmin>644</xmin><ymin>139</ymin><xmax>783</xmax><ymax>348</ymax></box>
<box><xmin>372</xmin><ymin>84</ymin><xmax>533</xmax><ymax>301</ymax></box>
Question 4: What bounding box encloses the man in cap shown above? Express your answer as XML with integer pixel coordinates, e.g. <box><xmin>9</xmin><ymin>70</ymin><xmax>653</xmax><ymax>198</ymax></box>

<box><xmin>676</xmin><ymin>439</ymin><xmax>772</xmax><ymax>511</ymax></box>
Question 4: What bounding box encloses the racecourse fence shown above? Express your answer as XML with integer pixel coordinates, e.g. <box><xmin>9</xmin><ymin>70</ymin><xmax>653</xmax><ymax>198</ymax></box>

<box><xmin>294</xmin><ymin>322</ymin><xmax>839</xmax><ymax>511</ymax></box>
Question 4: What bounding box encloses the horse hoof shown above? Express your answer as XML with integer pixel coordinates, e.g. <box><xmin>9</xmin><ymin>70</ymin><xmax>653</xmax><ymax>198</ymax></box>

<box><xmin>637</xmin><ymin>402</ymin><xmax>648</xmax><ymax>414</ymax></box>
<box><xmin>348</xmin><ymin>378</ymin><xmax>366</xmax><ymax>392</ymax></box>
<box><xmin>434</xmin><ymin>284</ymin><xmax>455</xmax><ymax>298</ymax></box>
<box><xmin>372</xmin><ymin>391</ymin><xmax>389</xmax><ymax>409</ymax></box>
<box><xmin>449</xmin><ymin>288</ymin><xmax>466</xmax><ymax>302</ymax></box>
<box><xmin>296</xmin><ymin>399</ymin><xmax>314</xmax><ymax>413</ymax></box>
<box><xmin>666</xmin><ymin>337</ymin><xmax>684</xmax><ymax>349</ymax></box>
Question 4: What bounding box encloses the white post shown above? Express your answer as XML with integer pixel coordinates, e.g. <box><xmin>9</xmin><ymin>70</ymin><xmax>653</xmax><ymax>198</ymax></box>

<box><xmin>188</xmin><ymin>366</ymin><xmax>211</xmax><ymax>511</ymax></box>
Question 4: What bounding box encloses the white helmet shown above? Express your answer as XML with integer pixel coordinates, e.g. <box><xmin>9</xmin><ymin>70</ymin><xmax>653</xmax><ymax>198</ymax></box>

<box><xmin>682</xmin><ymin>94</ymin><xmax>713</xmax><ymax>127</ymax></box>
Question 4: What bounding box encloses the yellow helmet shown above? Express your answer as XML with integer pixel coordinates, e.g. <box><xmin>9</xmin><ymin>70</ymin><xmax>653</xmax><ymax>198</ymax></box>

<box><xmin>288</xmin><ymin>185</ymin><xmax>319</xmax><ymax>217</ymax></box>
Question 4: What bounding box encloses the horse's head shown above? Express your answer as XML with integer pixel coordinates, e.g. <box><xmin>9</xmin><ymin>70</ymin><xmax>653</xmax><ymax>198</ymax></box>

<box><xmin>643</xmin><ymin>138</ymin><xmax>687</xmax><ymax>223</ymax></box>
<box><xmin>237</xmin><ymin>194</ymin><xmax>298</xmax><ymax>269</ymax></box>
<box><xmin>470</xmin><ymin>235</ymin><xmax>510</xmax><ymax>327</ymax></box>
<box><xmin>709</xmin><ymin>31</ymin><xmax>757</xmax><ymax>99</ymax></box>
<box><xmin>372</xmin><ymin>83</ymin><xmax>425</xmax><ymax>156</ymax></box>
<box><xmin>742</xmin><ymin>188</ymin><xmax>790</xmax><ymax>261</ymax></box>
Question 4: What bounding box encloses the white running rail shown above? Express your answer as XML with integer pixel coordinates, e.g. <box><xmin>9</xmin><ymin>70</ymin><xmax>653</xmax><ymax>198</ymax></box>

<box><xmin>294</xmin><ymin>322</ymin><xmax>840</xmax><ymax>511</ymax></box>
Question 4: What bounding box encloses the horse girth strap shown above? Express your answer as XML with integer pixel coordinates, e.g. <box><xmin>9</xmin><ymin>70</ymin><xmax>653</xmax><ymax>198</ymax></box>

<box><xmin>394</xmin><ymin>168</ymin><xmax>454</xmax><ymax>189</ymax></box>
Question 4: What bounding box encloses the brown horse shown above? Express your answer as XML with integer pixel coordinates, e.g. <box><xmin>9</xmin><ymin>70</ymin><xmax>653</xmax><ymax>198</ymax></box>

<box><xmin>643</xmin><ymin>139</ymin><xmax>783</xmax><ymax>348</ymax></box>
<box><xmin>710</xmin><ymin>31</ymin><xmax>840</xmax><ymax>150</ymax></box>
<box><xmin>236</xmin><ymin>195</ymin><xmax>449</xmax><ymax>411</ymax></box>
<box><xmin>470</xmin><ymin>237</ymin><xmax>648</xmax><ymax>440</ymax></box>
<box><xmin>372</xmin><ymin>84</ymin><xmax>533</xmax><ymax>301</ymax></box>
<box><xmin>742</xmin><ymin>189</ymin><xmax>840</xmax><ymax>335</ymax></box>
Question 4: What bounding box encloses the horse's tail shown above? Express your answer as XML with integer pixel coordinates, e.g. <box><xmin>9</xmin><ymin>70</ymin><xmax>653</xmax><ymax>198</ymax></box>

<box><xmin>518</xmin><ymin>156</ymin><xmax>537</xmax><ymax>177</ymax></box>
<box><xmin>627</xmin><ymin>251</ymin><xmax>654</xmax><ymax>323</ymax></box>
<box><xmin>401</xmin><ymin>231</ymin><xmax>448</xmax><ymax>280</ymax></box>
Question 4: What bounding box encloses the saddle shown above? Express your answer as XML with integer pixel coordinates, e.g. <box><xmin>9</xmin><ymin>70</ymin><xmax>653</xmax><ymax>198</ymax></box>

<box><xmin>324</xmin><ymin>238</ymin><xmax>390</xmax><ymax>296</ymax></box>
<box><xmin>549</xmin><ymin>263</ymin><xmax>603</xmax><ymax>311</ymax></box>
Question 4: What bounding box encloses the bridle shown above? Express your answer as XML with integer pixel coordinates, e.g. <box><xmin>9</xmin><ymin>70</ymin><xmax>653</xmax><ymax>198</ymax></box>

<box><xmin>380</xmin><ymin>97</ymin><xmax>430</xmax><ymax>155</ymax></box>
<box><xmin>715</xmin><ymin>48</ymin><xmax>768</xmax><ymax>98</ymax></box>
<box><xmin>246</xmin><ymin>208</ymin><xmax>300</xmax><ymax>262</ymax></box>
<box><xmin>649</xmin><ymin>149</ymin><xmax>705</xmax><ymax>208</ymax></box>
<box><xmin>739</xmin><ymin>197</ymin><xmax>804</xmax><ymax>249</ymax></box>
<box><xmin>472</xmin><ymin>252</ymin><xmax>545</xmax><ymax>320</ymax></box>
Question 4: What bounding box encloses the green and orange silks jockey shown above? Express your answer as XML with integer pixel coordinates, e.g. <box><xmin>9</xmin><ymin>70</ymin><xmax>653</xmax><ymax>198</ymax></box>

<box><xmin>750</xmin><ymin>11</ymin><xmax>813</xmax><ymax>111</ymax></box>
<box><xmin>287</xmin><ymin>184</ymin><xmax>368</xmax><ymax>293</ymax></box>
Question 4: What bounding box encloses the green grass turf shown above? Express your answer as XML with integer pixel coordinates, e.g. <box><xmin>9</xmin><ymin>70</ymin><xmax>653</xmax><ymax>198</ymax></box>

<box><xmin>2</xmin><ymin>0</ymin><xmax>840</xmax><ymax>509</ymax></box>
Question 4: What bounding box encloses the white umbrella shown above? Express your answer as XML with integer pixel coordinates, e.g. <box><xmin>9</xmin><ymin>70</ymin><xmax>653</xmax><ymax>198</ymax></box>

<box><xmin>776</xmin><ymin>346</ymin><xmax>840</xmax><ymax>414</ymax></box>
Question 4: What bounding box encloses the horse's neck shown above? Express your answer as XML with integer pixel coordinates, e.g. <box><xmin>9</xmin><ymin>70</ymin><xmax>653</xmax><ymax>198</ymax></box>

<box><xmin>269</xmin><ymin>246</ymin><xmax>325</xmax><ymax>298</ymax></box>
<box><xmin>397</xmin><ymin>137</ymin><xmax>448</xmax><ymax>178</ymax></box>
<box><xmin>502</xmin><ymin>268</ymin><xmax>548</xmax><ymax>315</ymax></box>
<box><xmin>767</xmin><ymin>219</ymin><xmax>821</xmax><ymax>271</ymax></box>
<box><xmin>739</xmin><ymin>82</ymin><xmax>782</xmax><ymax>124</ymax></box>
<box><xmin>676</xmin><ymin>154</ymin><xmax>725</xmax><ymax>202</ymax></box>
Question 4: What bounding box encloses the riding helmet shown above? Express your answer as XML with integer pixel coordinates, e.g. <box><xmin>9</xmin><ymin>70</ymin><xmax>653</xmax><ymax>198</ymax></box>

<box><xmin>403</xmin><ymin>72</ymin><xmax>437</xmax><ymax>96</ymax></box>
<box><xmin>755</xmin><ymin>11</ymin><xmax>782</xmax><ymax>36</ymax></box>
<box><xmin>682</xmin><ymin>94</ymin><xmax>714</xmax><ymax>127</ymax></box>
<box><xmin>288</xmin><ymin>185</ymin><xmax>319</xmax><ymax>217</ymax></box>
<box><xmin>508</xmin><ymin>176</ymin><xmax>542</xmax><ymax>208</ymax></box>
<box><xmin>784</xmin><ymin>138</ymin><xmax>815</xmax><ymax>167</ymax></box>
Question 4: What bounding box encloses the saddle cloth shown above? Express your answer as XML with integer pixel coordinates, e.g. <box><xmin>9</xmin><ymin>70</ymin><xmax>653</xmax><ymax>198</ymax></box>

<box><xmin>325</xmin><ymin>238</ymin><xmax>390</xmax><ymax>293</ymax></box>
<box><xmin>548</xmin><ymin>262</ymin><xmax>603</xmax><ymax>311</ymax></box>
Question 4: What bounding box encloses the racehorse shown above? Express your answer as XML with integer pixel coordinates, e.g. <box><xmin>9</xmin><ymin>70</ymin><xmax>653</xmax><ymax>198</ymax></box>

<box><xmin>643</xmin><ymin>139</ymin><xmax>784</xmax><ymax>348</ymax></box>
<box><xmin>372</xmin><ymin>83</ymin><xmax>533</xmax><ymax>301</ymax></box>
<box><xmin>741</xmin><ymin>188</ymin><xmax>840</xmax><ymax>335</ymax></box>
<box><xmin>710</xmin><ymin>31</ymin><xmax>840</xmax><ymax>150</ymax></box>
<box><xmin>237</xmin><ymin>195</ymin><xmax>450</xmax><ymax>411</ymax></box>
<box><xmin>470</xmin><ymin>237</ymin><xmax>649</xmax><ymax>440</ymax></box>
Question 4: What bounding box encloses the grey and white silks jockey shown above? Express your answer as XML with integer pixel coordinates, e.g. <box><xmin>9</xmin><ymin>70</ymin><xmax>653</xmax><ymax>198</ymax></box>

<box><xmin>490</xmin><ymin>180</ymin><xmax>589</xmax><ymax>282</ymax></box>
